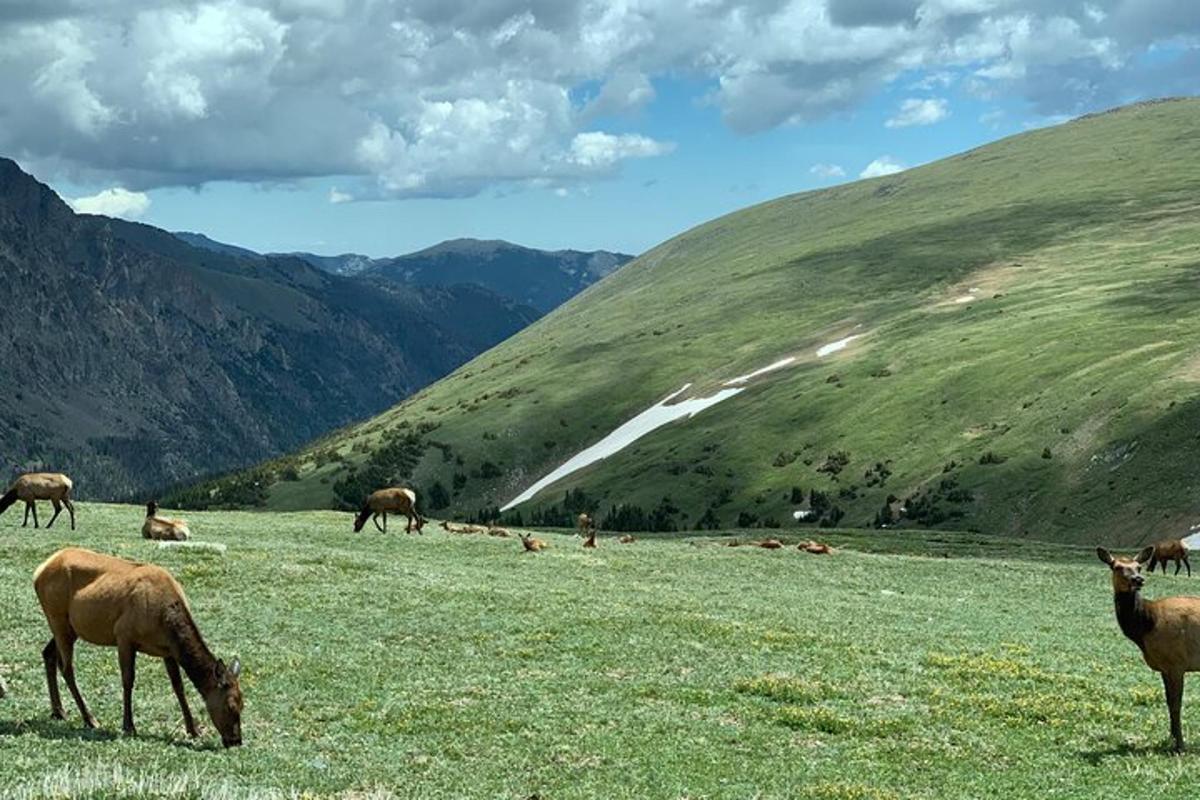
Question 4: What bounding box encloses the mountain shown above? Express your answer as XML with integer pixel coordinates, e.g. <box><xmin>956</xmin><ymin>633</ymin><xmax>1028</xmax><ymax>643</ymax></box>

<box><xmin>0</xmin><ymin>158</ymin><xmax>538</xmax><ymax>500</ymax></box>
<box><xmin>366</xmin><ymin>239</ymin><xmax>633</xmax><ymax>313</ymax></box>
<box><xmin>172</xmin><ymin>233</ymin><xmax>633</xmax><ymax>309</ymax></box>
<box><xmin>178</xmin><ymin>99</ymin><xmax>1200</xmax><ymax>545</ymax></box>
<box><xmin>274</xmin><ymin>251</ymin><xmax>377</xmax><ymax>277</ymax></box>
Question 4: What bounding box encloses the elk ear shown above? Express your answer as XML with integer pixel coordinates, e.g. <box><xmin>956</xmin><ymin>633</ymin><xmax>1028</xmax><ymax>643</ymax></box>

<box><xmin>230</xmin><ymin>658</ymin><xmax>242</xmax><ymax>678</ymax></box>
<box><xmin>1096</xmin><ymin>547</ymin><xmax>1114</xmax><ymax>566</ymax></box>
<box><xmin>1136</xmin><ymin>546</ymin><xmax>1155</xmax><ymax>565</ymax></box>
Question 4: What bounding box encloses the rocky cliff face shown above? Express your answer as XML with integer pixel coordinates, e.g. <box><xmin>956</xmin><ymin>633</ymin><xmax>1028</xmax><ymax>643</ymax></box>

<box><xmin>0</xmin><ymin>158</ymin><xmax>537</xmax><ymax>499</ymax></box>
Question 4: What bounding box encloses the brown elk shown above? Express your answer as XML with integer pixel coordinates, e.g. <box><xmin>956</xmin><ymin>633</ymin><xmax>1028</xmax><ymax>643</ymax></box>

<box><xmin>798</xmin><ymin>540</ymin><xmax>835</xmax><ymax>555</ymax></box>
<box><xmin>1149</xmin><ymin>539</ymin><xmax>1191</xmax><ymax>577</ymax></box>
<box><xmin>439</xmin><ymin>520</ymin><xmax>489</xmax><ymax>534</ymax></box>
<box><xmin>618</xmin><ymin>535</ymin><xmax>635</xmax><ymax>544</ymax></box>
<box><xmin>142</xmin><ymin>501</ymin><xmax>191</xmax><ymax>541</ymax></box>
<box><xmin>520</xmin><ymin>533</ymin><xmax>548</xmax><ymax>552</ymax></box>
<box><xmin>1097</xmin><ymin>546</ymin><xmax>1200</xmax><ymax>752</ymax></box>
<box><xmin>34</xmin><ymin>547</ymin><xmax>243</xmax><ymax>747</ymax></box>
<box><xmin>0</xmin><ymin>473</ymin><xmax>76</xmax><ymax>530</ymax></box>
<box><xmin>577</xmin><ymin>513</ymin><xmax>594</xmax><ymax>535</ymax></box>
<box><xmin>353</xmin><ymin>487</ymin><xmax>425</xmax><ymax>534</ymax></box>
<box><xmin>757</xmin><ymin>539</ymin><xmax>784</xmax><ymax>549</ymax></box>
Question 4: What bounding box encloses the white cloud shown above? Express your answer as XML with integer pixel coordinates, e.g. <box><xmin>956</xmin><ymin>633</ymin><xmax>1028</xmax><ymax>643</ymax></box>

<box><xmin>0</xmin><ymin>1</ymin><xmax>1196</xmax><ymax>196</ymax></box>
<box><xmin>810</xmin><ymin>163</ymin><xmax>846</xmax><ymax>178</ymax></box>
<box><xmin>860</xmin><ymin>156</ymin><xmax>906</xmax><ymax>179</ymax></box>
<box><xmin>328</xmin><ymin>187</ymin><xmax>351</xmax><ymax>204</ymax></box>
<box><xmin>568</xmin><ymin>132</ymin><xmax>674</xmax><ymax>169</ymax></box>
<box><xmin>68</xmin><ymin>187</ymin><xmax>151</xmax><ymax>219</ymax></box>
<box><xmin>885</xmin><ymin>97</ymin><xmax>950</xmax><ymax>128</ymax></box>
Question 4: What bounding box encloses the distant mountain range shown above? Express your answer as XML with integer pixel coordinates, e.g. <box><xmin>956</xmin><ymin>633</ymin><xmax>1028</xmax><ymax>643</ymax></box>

<box><xmin>174</xmin><ymin>232</ymin><xmax>634</xmax><ymax>313</ymax></box>
<box><xmin>0</xmin><ymin>158</ymin><xmax>539</xmax><ymax>499</ymax></box>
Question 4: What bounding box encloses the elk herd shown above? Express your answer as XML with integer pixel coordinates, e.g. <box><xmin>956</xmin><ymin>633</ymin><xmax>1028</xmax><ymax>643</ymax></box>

<box><xmin>3</xmin><ymin>469</ymin><xmax>1200</xmax><ymax>755</ymax></box>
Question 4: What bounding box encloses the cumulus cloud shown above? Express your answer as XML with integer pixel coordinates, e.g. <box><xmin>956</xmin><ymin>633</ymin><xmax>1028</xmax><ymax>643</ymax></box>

<box><xmin>885</xmin><ymin>97</ymin><xmax>950</xmax><ymax>127</ymax></box>
<box><xmin>0</xmin><ymin>1</ymin><xmax>1196</xmax><ymax>197</ymax></box>
<box><xmin>810</xmin><ymin>163</ymin><xmax>847</xmax><ymax>178</ymax></box>
<box><xmin>68</xmin><ymin>187</ymin><xmax>151</xmax><ymax>219</ymax></box>
<box><xmin>860</xmin><ymin>156</ymin><xmax>906</xmax><ymax>179</ymax></box>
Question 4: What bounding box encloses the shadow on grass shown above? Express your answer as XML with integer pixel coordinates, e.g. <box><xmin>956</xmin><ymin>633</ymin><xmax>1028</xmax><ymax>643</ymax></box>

<box><xmin>1078</xmin><ymin>738</ymin><xmax>1178</xmax><ymax>765</ymax></box>
<box><xmin>0</xmin><ymin>717</ymin><xmax>220</xmax><ymax>750</ymax></box>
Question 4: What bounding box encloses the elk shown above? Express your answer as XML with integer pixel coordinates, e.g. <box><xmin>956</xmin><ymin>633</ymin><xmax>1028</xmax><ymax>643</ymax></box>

<box><xmin>142</xmin><ymin>501</ymin><xmax>191</xmax><ymax>542</ymax></box>
<box><xmin>577</xmin><ymin>513</ymin><xmax>594</xmax><ymax>536</ymax></box>
<box><xmin>757</xmin><ymin>539</ymin><xmax>784</xmax><ymax>549</ymax></box>
<box><xmin>0</xmin><ymin>473</ymin><xmax>76</xmax><ymax>530</ymax></box>
<box><xmin>1097</xmin><ymin>546</ymin><xmax>1200</xmax><ymax>752</ymax></box>
<box><xmin>487</xmin><ymin>526</ymin><xmax>511</xmax><ymax>538</ymax></box>
<box><xmin>439</xmin><ymin>520</ymin><xmax>489</xmax><ymax>534</ymax></box>
<box><xmin>798</xmin><ymin>540</ymin><xmax>835</xmax><ymax>555</ymax></box>
<box><xmin>520</xmin><ymin>533</ymin><xmax>548</xmax><ymax>553</ymax></box>
<box><xmin>33</xmin><ymin>547</ymin><xmax>243</xmax><ymax>746</ymax></box>
<box><xmin>353</xmin><ymin>487</ymin><xmax>425</xmax><ymax>534</ymax></box>
<box><xmin>1149</xmin><ymin>539</ymin><xmax>1191</xmax><ymax>577</ymax></box>
<box><xmin>618</xmin><ymin>535</ymin><xmax>635</xmax><ymax>544</ymax></box>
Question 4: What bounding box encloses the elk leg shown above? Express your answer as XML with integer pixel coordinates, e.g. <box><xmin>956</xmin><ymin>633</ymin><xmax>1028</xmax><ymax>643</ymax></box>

<box><xmin>22</xmin><ymin>501</ymin><xmax>31</xmax><ymax>527</ymax></box>
<box><xmin>165</xmin><ymin>658</ymin><xmax>199</xmax><ymax>737</ymax></box>
<box><xmin>1186</xmin><ymin>555</ymin><xmax>1192</xmax><ymax>577</ymax></box>
<box><xmin>1163</xmin><ymin>671</ymin><xmax>1186</xmax><ymax>752</ymax></box>
<box><xmin>63</xmin><ymin>497</ymin><xmax>75</xmax><ymax>530</ymax></box>
<box><xmin>42</xmin><ymin>638</ymin><xmax>65</xmax><ymax>719</ymax></box>
<box><xmin>46</xmin><ymin>499</ymin><xmax>62</xmax><ymax>529</ymax></box>
<box><xmin>1177</xmin><ymin>559</ymin><xmax>1183</xmax><ymax>576</ymax></box>
<box><xmin>56</xmin><ymin>632</ymin><xmax>97</xmax><ymax>729</ymax></box>
<box><xmin>372</xmin><ymin>513</ymin><xmax>385</xmax><ymax>533</ymax></box>
<box><xmin>30</xmin><ymin>501</ymin><xmax>39</xmax><ymax>529</ymax></box>
<box><xmin>406</xmin><ymin>513</ymin><xmax>413</xmax><ymax>534</ymax></box>
<box><xmin>118</xmin><ymin>642</ymin><xmax>137</xmax><ymax>735</ymax></box>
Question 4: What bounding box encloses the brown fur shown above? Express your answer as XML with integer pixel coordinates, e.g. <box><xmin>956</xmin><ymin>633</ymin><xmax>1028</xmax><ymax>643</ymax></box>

<box><xmin>354</xmin><ymin>487</ymin><xmax>424</xmax><ymax>534</ymax></box>
<box><xmin>439</xmin><ymin>520</ymin><xmax>490</xmax><ymax>534</ymax></box>
<box><xmin>1150</xmin><ymin>539</ymin><xmax>1191</xmax><ymax>577</ymax></box>
<box><xmin>142</xmin><ymin>501</ymin><xmax>191</xmax><ymax>541</ymax></box>
<box><xmin>33</xmin><ymin>547</ymin><xmax>243</xmax><ymax>746</ymax></box>
<box><xmin>486</xmin><ymin>526</ymin><xmax>511</xmax><ymax>538</ymax></box>
<box><xmin>577</xmin><ymin>513</ymin><xmax>594</xmax><ymax>536</ymax></box>
<box><xmin>618</xmin><ymin>534</ymin><xmax>635</xmax><ymax>544</ymax></box>
<box><xmin>0</xmin><ymin>473</ymin><xmax>76</xmax><ymax>530</ymax></box>
<box><xmin>583</xmin><ymin>530</ymin><xmax>598</xmax><ymax>549</ymax></box>
<box><xmin>520</xmin><ymin>533</ymin><xmax>548</xmax><ymax>553</ymax></box>
<box><xmin>1098</xmin><ymin>546</ymin><xmax>1200</xmax><ymax>752</ymax></box>
<box><xmin>756</xmin><ymin>539</ymin><xmax>784</xmax><ymax>549</ymax></box>
<box><xmin>798</xmin><ymin>540</ymin><xmax>835</xmax><ymax>555</ymax></box>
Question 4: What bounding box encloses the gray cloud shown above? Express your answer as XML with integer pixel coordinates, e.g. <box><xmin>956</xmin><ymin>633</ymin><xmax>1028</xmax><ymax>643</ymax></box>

<box><xmin>0</xmin><ymin>0</ymin><xmax>1195</xmax><ymax>197</ymax></box>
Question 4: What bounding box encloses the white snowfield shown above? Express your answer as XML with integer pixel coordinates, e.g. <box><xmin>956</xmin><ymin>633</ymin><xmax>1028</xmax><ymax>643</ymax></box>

<box><xmin>816</xmin><ymin>335</ymin><xmax>861</xmax><ymax>357</ymax></box>
<box><xmin>724</xmin><ymin>357</ymin><xmax>797</xmax><ymax>386</ymax></box>
<box><xmin>501</xmin><ymin>332</ymin><xmax>867</xmax><ymax>510</ymax></box>
<box><xmin>500</xmin><ymin>384</ymin><xmax>745</xmax><ymax>511</ymax></box>
<box><xmin>1182</xmin><ymin>524</ymin><xmax>1200</xmax><ymax>551</ymax></box>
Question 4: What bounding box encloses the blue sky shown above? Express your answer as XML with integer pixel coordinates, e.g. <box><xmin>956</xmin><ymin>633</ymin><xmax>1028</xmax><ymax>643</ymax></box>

<box><xmin>4</xmin><ymin>2</ymin><xmax>1197</xmax><ymax>257</ymax></box>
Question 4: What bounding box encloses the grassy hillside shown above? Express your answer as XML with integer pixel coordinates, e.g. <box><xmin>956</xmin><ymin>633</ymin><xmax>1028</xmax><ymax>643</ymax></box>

<box><xmin>1</xmin><ymin>506</ymin><xmax>1199</xmax><ymax>798</ymax></box>
<box><xmin>208</xmin><ymin>99</ymin><xmax>1200</xmax><ymax>545</ymax></box>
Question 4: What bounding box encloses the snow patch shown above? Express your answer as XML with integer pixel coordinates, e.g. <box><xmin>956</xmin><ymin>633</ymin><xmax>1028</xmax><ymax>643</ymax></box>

<box><xmin>816</xmin><ymin>335</ymin><xmax>861</xmax><ymax>357</ymax></box>
<box><xmin>724</xmin><ymin>357</ymin><xmax>797</xmax><ymax>386</ymax></box>
<box><xmin>501</xmin><ymin>383</ymin><xmax>744</xmax><ymax>510</ymax></box>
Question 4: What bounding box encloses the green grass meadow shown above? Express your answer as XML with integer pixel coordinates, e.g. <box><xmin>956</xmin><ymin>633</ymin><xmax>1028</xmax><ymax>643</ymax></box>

<box><xmin>2</xmin><ymin>504</ymin><xmax>1199</xmax><ymax>798</ymax></box>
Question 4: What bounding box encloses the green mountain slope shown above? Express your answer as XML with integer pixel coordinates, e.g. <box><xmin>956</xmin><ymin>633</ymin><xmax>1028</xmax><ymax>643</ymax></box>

<box><xmin>204</xmin><ymin>99</ymin><xmax>1200</xmax><ymax>545</ymax></box>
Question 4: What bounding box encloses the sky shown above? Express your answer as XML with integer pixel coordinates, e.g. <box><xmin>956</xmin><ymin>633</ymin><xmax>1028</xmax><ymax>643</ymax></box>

<box><xmin>2</xmin><ymin>1</ymin><xmax>1197</xmax><ymax>257</ymax></box>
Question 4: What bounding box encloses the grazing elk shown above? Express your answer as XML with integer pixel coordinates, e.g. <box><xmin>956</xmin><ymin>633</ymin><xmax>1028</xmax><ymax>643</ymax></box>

<box><xmin>142</xmin><ymin>501</ymin><xmax>191</xmax><ymax>541</ymax></box>
<box><xmin>353</xmin><ymin>487</ymin><xmax>425</xmax><ymax>534</ymax></box>
<box><xmin>520</xmin><ymin>533</ymin><xmax>548</xmax><ymax>553</ymax></box>
<box><xmin>33</xmin><ymin>547</ymin><xmax>243</xmax><ymax>746</ymax></box>
<box><xmin>1097</xmin><ymin>546</ymin><xmax>1200</xmax><ymax>751</ymax></box>
<box><xmin>1149</xmin><ymin>539</ymin><xmax>1191</xmax><ymax>577</ymax></box>
<box><xmin>0</xmin><ymin>473</ymin><xmax>76</xmax><ymax>530</ymax></box>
